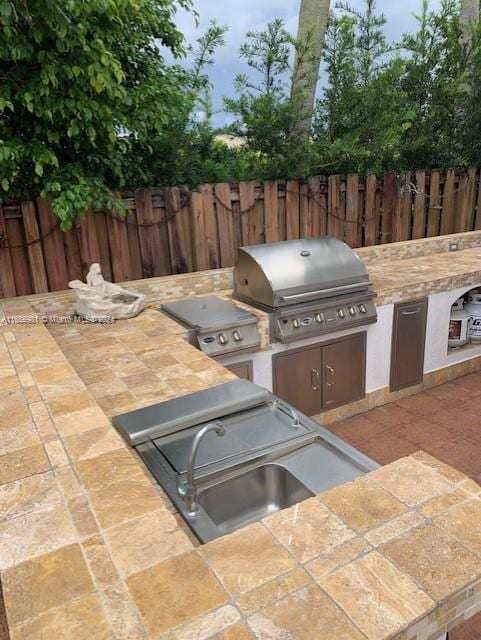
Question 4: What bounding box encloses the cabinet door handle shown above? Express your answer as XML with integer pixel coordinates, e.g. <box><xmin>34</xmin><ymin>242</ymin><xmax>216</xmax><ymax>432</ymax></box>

<box><xmin>401</xmin><ymin>309</ymin><xmax>420</xmax><ymax>316</ymax></box>
<box><xmin>325</xmin><ymin>365</ymin><xmax>335</xmax><ymax>388</ymax></box>
<box><xmin>311</xmin><ymin>368</ymin><xmax>321</xmax><ymax>390</ymax></box>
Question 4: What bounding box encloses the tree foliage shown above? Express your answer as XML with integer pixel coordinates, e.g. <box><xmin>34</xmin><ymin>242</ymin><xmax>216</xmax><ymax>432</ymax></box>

<box><xmin>223</xmin><ymin>19</ymin><xmax>315</xmax><ymax>180</ymax></box>
<box><xmin>313</xmin><ymin>0</ymin><xmax>481</xmax><ymax>173</ymax></box>
<box><xmin>0</xmin><ymin>0</ymin><xmax>193</xmax><ymax>228</ymax></box>
<box><xmin>2</xmin><ymin>0</ymin><xmax>481</xmax><ymax>226</ymax></box>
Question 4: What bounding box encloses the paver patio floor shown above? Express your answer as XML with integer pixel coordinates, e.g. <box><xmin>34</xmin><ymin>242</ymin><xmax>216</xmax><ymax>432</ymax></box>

<box><xmin>328</xmin><ymin>369</ymin><xmax>481</xmax><ymax>640</ymax></box>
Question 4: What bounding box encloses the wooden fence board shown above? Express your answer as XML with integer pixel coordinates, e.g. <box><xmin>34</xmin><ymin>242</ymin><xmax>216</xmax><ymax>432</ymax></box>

<box><xmin>94</xmin><ymin>212</ymin><xmax>113</xmax><ymax>282</ymax></box>
<box><xmin>264</xmin><ymin>181</ymin><xmax>279</xmax><ymax>243</ymax></box>
<box><xmin>239</xmin><ymin>180</ymin><xmax>255</xmax><ymax>246</ymax></box>
<box><xmin>21</xmin><ymin>201</ymin><xmax>48</xmax><ymax>293</ymax></box>
<box><xmin>456</xmin><ymin>168</ymin><xmax>477</xmax><ymax>233</ymax></box>
<box><xmin>364</xmin><ymin>175</ymin><xmax>377</xmax><ymax>246</ymax></box>
<box><xmin>412</xmin><ymin>171</ymin><xmax>426</xmax><ymax>240</ymax></box>
<box><xmin>0</xmin><ymin>206</ymin><xmax>16</xmax><ymax>298</ymax></box>
<box><xmin>392</xmin><ymin>172</ymin><xmax>412</xmax><ymax>243</ymax></box>
<box><xmin>381</xmin><ymin>172</ymin><xmax>398</xmax><ymax>244</ymax></box>
<box><xmin>166</xmin><ymin>187</ymin><xmax>194</xmax><ymax>273</ymax></box>
<box><xmin>6</xmin><ymin>217</ymin><xmax>32</xmax><ymax>296</ymax></box>
<box><xmin>190</xmin><ymin>190</ymin><xmax>207</xmax><ymax>271</ymax></box>
<box><xmin>475</xmin><ymin>172</ymin><xmax>481</xmax><ymax>231</ymax></box>
<box><xmin>135</xmin><ymin>189</ymin><xmax>170</xmax><ymax>277</ymax></box>
<box><xmin>250</xmin><ymin>182</ymin><xmax>264</xmax><ymax>246</ymax></box>
<box><xmin>37</xmin><ymin>198</ymin><xmax>69</xmax><ymax>291</ymax></box>
<box><xmin>63</xmin><ymin>228</ymin><xmax>83</xmax><ymax>281</ymax></box>
<box><xmin>76</xmin><ymin>210</ymin><xmax>101</xmax><ymax>277</ymax></box>
<box><xmin>214</xmin><ymin>183</ymin><xmax>235</xmax><ymax>267</ymax></box>
<box><xmin>309</xmin><ymin>176</ymin><xmax>324</xmax><ymax>238</ymax></box>
<box><xmin>427</xmin><ymin>170</ymin><xmax>441</xmax><ymax>237</ymax></box>
<box><xmin>277</xmin><ymin>180</ymin><xmax>287</xmax><ymax>241</ymax></box>
<box><xmin>300</xmin><ymin>183</ymin><xmax>312</xmax><ymax>238</ymax></box>
<box><xmin>201</xmin><ymin>184</ymin><xmax>220</xmax><ymax>269</ymax></box>
<box><xmin>328</xmin><ymin>175</ymin><xmax>343</xmax><ymax>240</ymax></box>
<box><xmin>375</xmin><ymin>188</ymin><xmax>382</xmax><ymax>245</ymax></box>
<box><xmin>286</xmin><ymin>180</ymin><xmax>300</xmax><ymax>239</ymax></box>
<box><xmin>440</xmin><ymin>169</ymin><xmax>456</xmax><ymax>235</ymax></box>
<box><xmin>125</xmin><ymin>206</ymin><xmax>143</xmax><ymax>281</ymax></box>
<box><xmin>402</xmin><ymin>171</ymin><xmax>413</xmax><ymax>241</ymax></box>
<box><xmin>345</xmin><ymin>174</ymin><xmax>360</xmax><ymax>247</ymax></box>
<box><xmin>106</xmin><ymin>195</ymin><xmax>132</xmax><ymax>283</ymax></box>
<box><xmin>231</xmin><ymin>188</ymin><xmax>243</xmax><ymax>250</ymax></box>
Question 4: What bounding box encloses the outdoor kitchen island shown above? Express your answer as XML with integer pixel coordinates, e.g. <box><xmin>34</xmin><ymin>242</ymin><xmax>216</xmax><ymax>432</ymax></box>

<box><xmin>2</xmin><ymin>232</ymin><xmax>481</xmax><ymax>639</ymax></box>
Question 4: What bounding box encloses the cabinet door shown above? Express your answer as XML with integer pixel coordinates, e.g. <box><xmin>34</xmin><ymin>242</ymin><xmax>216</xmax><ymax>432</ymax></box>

<box><xmin>273</xmin><ymin>345</ymin><xmax>322</xmax><ymax>416</ymax></box>
<box><xmin>321</xmin><ymin>333</ymin><xmax>366</xmax><ymax>410</ymax></box>
<box><xmin>224</xmin><ymin>360</ymin><xmax>253</xmax><ymax>382</ymax></box>
<box><xmin>390</xmin><ymin>298</ymin><xmax>428</xmax><ymax>391</ymax></box>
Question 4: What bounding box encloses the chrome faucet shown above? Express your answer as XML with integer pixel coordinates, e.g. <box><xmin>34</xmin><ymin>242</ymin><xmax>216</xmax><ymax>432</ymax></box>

<box><xmin>179</xmin><ymin>423</ymin><xmax>225</xmax><ymax>516</ymax></box>
<box><xmin>272</xmin><ymin>400</ymin><xmax>300</xmax><ymax>427</ymax></box>
<box><xmin>285</xmin><ymin>405</ymin><xmax>300</xmax><ymax>427</ymax></box>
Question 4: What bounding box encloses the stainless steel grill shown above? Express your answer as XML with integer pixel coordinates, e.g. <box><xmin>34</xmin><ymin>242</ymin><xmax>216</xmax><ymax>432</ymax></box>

<box><xmin>161</xmin><ymin>296</ymin><xmax>260</xmax><ymax>357</ymax></box>
<box><xmin>233</xmin><ymin>237</ymin><xmax>377</xmax><ymax>342</ymax></box>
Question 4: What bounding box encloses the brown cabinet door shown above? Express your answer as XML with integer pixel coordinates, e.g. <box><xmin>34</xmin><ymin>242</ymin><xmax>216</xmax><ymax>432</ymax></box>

<box><xmin>321</xmin><ymin>333</ymin><xmax>366</xmax><ymax>410</ymax></box>
<box><xmin>390</xmin><ymin>298</ymin><xmax>428</xmax><ymax>391</ymax></box>
<box><xmin>273</xmin><ymin>345</ymin><xmax>323</xmax><ymax>416</ymax></box>
<box><xmin>224</xmin><ymin>360</ymin><xmax>253</xmax><ymax>381</ymax></box>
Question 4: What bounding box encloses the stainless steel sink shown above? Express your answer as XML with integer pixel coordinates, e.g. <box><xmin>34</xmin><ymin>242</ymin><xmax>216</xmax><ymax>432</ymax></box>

<box><xmin>197</xmin><ymin>464</ymin><xmax>314</xmax><ymax>535</ymax></box>
<box><xmin>124</xmin><ymin>381</ymin><xmax>379</xmax><ymax>543</ymax></box>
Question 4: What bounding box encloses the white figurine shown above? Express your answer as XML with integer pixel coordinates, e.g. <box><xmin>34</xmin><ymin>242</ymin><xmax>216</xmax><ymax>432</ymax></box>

<box><xmin>69</xmin><ymin>264</ymin><xmax>146</xmax><ymax>321</ymax></box>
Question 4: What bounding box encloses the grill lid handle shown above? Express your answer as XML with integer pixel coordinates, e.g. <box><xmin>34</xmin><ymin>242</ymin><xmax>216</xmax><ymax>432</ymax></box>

<box><xmin>279</xmin><ymin>281</ymin><xmax>372</xmax><ymax>303</ymax></box>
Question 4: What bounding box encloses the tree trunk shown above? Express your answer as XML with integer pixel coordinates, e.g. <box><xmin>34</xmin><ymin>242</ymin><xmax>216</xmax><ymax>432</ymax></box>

<box><xmin>291</xmin><ymin>0</ymin><xmax>330</xmax><ymax>137</ymax></box>
<box><xmin>460</xmin><ymin>0</ymin><xmax>479</xmax><ymax>45</ymax></box>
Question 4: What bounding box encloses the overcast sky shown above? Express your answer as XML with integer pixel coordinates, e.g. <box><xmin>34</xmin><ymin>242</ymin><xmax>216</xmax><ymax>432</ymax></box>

<box><xmin>174</xmin><ymin>0</ymin><xmax>443</xmax><ymax>125</ymax></box>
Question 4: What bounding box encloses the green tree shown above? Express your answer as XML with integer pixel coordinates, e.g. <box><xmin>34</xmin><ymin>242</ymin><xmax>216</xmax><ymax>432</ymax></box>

<box><xmin>0</xmin><ymin>0</ymin><xmax>192</xmax><ymax>228</ymax></box>
<box><xmin>313</xmin><ymin>1</ymin><xmax>408</xmax><ymax>173</ymax></box>
<box><xmin>458</xmin><ymin>13</ymin><xmax>481</xmax><ymax>163</ymax></box>
<box><xmin>399</xmin><ymin>0</ymin><xmax>468</xmax><ymax>167</ymax></box>
<box><xmin>461</xmin><ymin>0</ymin><xmax>480</xmax><ymax>45</ymax></box>
<box><xmin>223</xmin><ymin>19</ymin><xmax>314</xmax><ymax>180</ymax></box>
<box><xmin>127</xmin><ymin>20</ymin><xmax>228</xmax><ymax>189</ymax></box>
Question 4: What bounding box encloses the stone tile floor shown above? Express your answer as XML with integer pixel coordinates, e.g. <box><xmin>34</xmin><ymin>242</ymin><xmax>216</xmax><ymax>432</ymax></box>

<box><xmin>328</xmin><ymin>369</ymin><xmax>481</xmax><ymax>640</ymax></box>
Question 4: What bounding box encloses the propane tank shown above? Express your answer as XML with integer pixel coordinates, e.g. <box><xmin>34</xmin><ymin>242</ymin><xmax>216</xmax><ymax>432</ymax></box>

<box><xmin>465</xmin><ymin>291</ymin><xmax>481</xmax><ymax>343</ymax></box>
<box><xmin>448</xmin><ymin>297</ymin><xmax>471</xmax><ymax>348</ymax></box>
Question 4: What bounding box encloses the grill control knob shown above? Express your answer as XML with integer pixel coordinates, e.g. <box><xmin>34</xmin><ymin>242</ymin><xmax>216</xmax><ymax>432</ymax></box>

<box><xmin>358</xmin><ymin>304</ymin><xmax>367</xmax><ymax>314</ymax></box>
<box><xmin>315</xmin><ymin>313</ymin><xmax>324</xmax><ymax>323</ymax></box>
<box><xmin>218</xmin><ymin>333</ymin><xmax>228</xmax><ymax>345</ymax></box>
<box><xmin>337</xmin><ymin>309</ymin><xmax>346</xmax><ymax>319</ymax></box>
<box><xmin>232</xmin><ymin>330</ymin><xmax>243</xmax><ymax>342</ymax></box>
<box><xmin>348</xmin><ymin>306</ymin><xmax>356</xmax><ymax>317</ymax></box>
<box><xmin>293</xmin><ymin>319</ymin><xmax>301</xmax><ymax>329</ymax></box>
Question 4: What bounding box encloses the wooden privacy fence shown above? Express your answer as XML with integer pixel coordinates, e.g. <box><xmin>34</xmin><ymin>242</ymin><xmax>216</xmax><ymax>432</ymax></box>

<box><xmin>1</xmin><ymin>167</ymin><xmax>481</xmax><ymax>299</ymax></box>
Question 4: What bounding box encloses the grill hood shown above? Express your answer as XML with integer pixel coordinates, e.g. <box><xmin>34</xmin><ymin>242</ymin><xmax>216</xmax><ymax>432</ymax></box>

<box><xmin>234</xmin><ymin>237</ymin><xmax>370</xmax><ymax>309</ymax></box>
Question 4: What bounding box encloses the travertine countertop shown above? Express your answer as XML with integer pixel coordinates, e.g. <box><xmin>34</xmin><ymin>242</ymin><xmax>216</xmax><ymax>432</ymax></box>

<box><xmin>366</xmin><ymin>245</ymin><xmax>481</xmax><ymax>304</ymax></box>
<box><xmin>1</xmin><ymin>290</ymin><xmax>481</xmax><ymax>640</ymax></box>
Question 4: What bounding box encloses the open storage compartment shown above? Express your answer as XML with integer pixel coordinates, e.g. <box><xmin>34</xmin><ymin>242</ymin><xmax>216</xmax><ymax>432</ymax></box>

<box><xmin>448</xmin><ymin>286</ymin><xmax>481</xmax><ymax>355</ymax></box>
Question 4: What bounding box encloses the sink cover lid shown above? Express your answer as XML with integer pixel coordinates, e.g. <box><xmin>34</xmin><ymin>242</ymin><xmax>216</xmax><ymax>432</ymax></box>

<box><xmin>112</xmin><ymin>379</ymin><xmax>270</xmax><ymax>446</ymax></box>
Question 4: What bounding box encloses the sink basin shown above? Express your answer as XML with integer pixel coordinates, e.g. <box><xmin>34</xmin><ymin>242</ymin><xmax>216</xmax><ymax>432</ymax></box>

<box><xmin>197</xmin><ymin>464</ymin><xmax>314</xmax><ymax>535</ymax></box>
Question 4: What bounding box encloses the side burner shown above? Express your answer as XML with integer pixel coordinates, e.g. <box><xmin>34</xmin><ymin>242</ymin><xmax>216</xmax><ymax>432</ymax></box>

<box><xmin>161</xmin><ymin>296</ymin><xmax>260</xmax><ymax>357</ymax></box>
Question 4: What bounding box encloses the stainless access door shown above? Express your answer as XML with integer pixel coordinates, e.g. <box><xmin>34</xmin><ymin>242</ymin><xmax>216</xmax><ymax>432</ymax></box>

<box><xmin>390</xmin><ymin>298</ymin><xmax>428</xmax><ymax>391</ymax></box>
<box><xmin>321</xmin><ymin>333</ymin><xmax>366</xmax><ymax>410</ymax></box>
<box><xmin>273</xmin><ymin>344</ymin><xmax>323</xmax><ymax>417</ymax></box>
